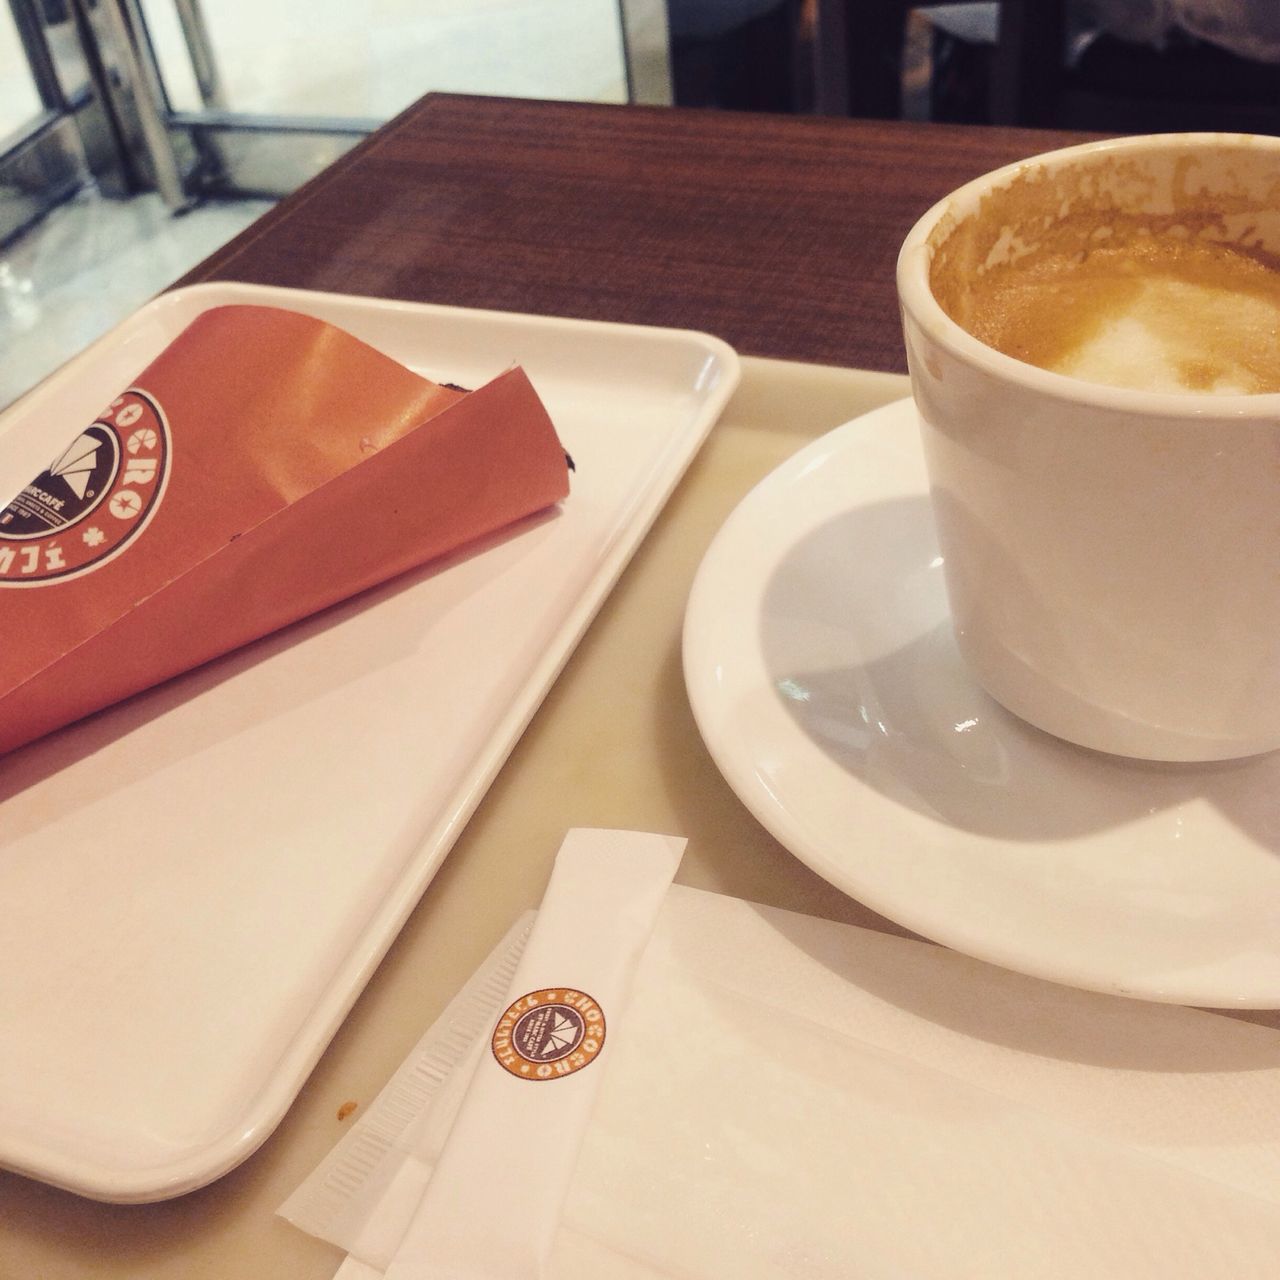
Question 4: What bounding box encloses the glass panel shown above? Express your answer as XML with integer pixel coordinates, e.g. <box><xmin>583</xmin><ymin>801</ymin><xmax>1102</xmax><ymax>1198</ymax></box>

<box><xmin>0</xmin><ymin>7</ymin><xmax>44</xmax><ymax>141</ymax></box>
<box><xmin>1</xmin><ymin>190</ymin><xmax>271</xmax><ymax>408</ymax></box>
<box><xmin>140</xmin><ymin>0</ymin><xmax>629</xmax><ymax>119</ymax></box>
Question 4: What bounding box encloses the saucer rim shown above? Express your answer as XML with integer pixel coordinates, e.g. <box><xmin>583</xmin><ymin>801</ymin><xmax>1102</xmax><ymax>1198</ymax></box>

<box><xmin>682</xmin><ymin>396</ymin><xmax>1280</xmax><ymax>1010</ymax></box>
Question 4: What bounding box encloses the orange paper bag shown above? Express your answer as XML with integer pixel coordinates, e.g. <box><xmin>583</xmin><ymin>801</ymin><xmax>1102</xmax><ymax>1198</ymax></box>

<box><xmin>0</xmin><ymin>305</ymin><xmax>571</xmax><ymax>755</ymax></box>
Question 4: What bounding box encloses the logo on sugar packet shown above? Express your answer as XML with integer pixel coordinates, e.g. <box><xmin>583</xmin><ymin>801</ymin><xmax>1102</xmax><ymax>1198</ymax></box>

<box><xmin>0</xmin><ymin>389</ymin><xmax>171</xmax><ymax>586</ymax></box>
<box><xmin>492</xmin><ymin>988</ymin><xmax>606</xmax><ymax>1080</ymax></box>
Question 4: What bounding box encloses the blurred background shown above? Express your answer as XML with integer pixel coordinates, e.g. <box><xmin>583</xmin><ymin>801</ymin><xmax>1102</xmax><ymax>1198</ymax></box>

<box><xmin>3</xmin><ymin>0</ymin><xmax>1279</xmax><ymax>405</ymax></box>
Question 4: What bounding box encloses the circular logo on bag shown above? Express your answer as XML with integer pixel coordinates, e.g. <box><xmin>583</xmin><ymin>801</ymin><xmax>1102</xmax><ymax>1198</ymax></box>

<box><xmin>0</xmin><ymin>389</ymin><xmax>171</xmax><ymax>587</ymax></box>
<box><xmin>491</xmin><ymin>988</ymin><xmax>606</xmax><ymax>1081</ymax></box>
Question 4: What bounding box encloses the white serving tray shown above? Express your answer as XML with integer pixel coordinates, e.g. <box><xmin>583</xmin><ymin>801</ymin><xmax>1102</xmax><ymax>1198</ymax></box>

<box><xmin>0</xmin><ymin>282</ymin><xmax>738</xmax><ymax>1202</ymax></box>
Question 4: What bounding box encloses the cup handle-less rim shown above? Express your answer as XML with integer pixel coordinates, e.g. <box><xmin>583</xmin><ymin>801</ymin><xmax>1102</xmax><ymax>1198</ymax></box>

<box><xmin>896</xmin><ymin>131</ymin><xmax>1280</xmax><ymax>418</ymax></box>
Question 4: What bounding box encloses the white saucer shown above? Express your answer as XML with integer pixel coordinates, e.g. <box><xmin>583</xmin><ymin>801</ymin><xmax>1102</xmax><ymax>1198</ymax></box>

<box><xmin>683</xmin><ymin>397</ymin><xmax>1280</xmax><ymax>1008</ymax></box>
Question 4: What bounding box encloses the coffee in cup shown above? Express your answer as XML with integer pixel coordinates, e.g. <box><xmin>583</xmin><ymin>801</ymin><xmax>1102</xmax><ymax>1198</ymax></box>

<box><xmin>898</xmin><ymin>133</ymin><xmax>1280</xmax><ymax>761</ymax></box>
<box><xmin>939</xmin><ymin>225</ymin><xmax>1280</xmax><ymax>395</ymax></box>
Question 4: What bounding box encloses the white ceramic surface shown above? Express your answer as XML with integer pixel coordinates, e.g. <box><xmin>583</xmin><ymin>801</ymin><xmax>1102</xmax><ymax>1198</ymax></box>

<box><xmin>683</xmin><ymin>397</ymin><xmax>1280</xmax><ymax>1010</ymax></box>
<box><xmin>0</xmin><ymin>282</ymin><xmax>738</xmax><ymax>1202</ymax></box>
<box><xmin>898</xmin><ymin>132</ymin><xmax>1280</xmax><ymax>762</ymax></box>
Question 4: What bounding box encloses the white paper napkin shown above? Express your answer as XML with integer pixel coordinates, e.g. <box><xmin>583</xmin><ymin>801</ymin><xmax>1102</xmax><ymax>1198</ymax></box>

<box><xmin>383</xmin><ymin>827</ymin><xmax>684</xmax><ymax>1279</ymax></box>
<box><xmin>284</xmin><ymin>880</ymin><xmax>1280</xmax><ymax>1278</ymax></box>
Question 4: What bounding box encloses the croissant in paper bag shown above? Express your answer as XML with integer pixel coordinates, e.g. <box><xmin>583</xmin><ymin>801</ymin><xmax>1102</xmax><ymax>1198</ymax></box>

<box><xmin>0</xmin><ymin>305</ymin><xmax>571</xmax><ymax>755</ymax></box>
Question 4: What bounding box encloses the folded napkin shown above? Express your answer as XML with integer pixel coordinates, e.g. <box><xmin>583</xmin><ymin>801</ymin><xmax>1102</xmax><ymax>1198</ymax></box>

<box><xmin>284</xmin><ymin>841</ymin><xmax>1280</xmax><ymax>1278</ymax></box>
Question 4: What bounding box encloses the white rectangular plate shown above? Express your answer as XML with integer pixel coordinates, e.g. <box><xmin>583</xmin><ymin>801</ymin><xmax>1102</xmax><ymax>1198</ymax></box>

<box><xmin>0</xmin><ymin>282</ymin><xmax>738</xmax><ymax>1202</ymax></box>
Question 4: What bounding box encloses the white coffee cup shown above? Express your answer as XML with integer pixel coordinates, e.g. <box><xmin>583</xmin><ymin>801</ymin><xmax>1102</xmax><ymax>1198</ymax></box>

<box><xmin>897</xmin><ymin>133</ymin><xmax>1280</xmax><ymax>762</ymax></box>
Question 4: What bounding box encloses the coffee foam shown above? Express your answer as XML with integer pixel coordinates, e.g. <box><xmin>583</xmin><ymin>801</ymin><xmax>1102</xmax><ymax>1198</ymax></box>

<box><xmin>959</xmin><ymin>235</ymin><xmax>1280</xmax><ymax>394</ymax></box>
<box><xmin>929</xmin><ymin>148</ymin><xmax>1280</xmax><ymax>395</ymax></box>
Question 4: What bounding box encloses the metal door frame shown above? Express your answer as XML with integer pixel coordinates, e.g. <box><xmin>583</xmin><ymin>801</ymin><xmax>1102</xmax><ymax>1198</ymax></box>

<box><xmin>2</xmin><ymin>0</ymin><xmax>675</xmax><ymax>226</ymax></box>
<box><xmin>96</xmin><ymin>0</ymin><xmax>385</xmax><ymax>202</ymax></box>
<box><xmin>111</xmin><ymin>0</ymin><xmax>671</xmax><ymax>203</ymax></box>
<box><xmin>1</xmin><ymin>0</ymin><xmax>94</xmax><ymax>243</ymax></box>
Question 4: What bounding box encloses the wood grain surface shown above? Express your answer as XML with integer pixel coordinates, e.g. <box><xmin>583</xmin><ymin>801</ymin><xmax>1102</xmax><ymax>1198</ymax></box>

<box><xmin>181</xmin><ymin>94</ymin><xmax>1095</xmax><ymax>371</ymax></box>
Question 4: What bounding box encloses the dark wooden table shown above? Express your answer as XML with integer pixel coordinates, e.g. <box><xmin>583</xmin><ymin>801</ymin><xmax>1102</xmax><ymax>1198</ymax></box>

<box><xmin>182</xmin><ymin>93</ymin><xmax>1092</xmax><ymax>373</ymax></box>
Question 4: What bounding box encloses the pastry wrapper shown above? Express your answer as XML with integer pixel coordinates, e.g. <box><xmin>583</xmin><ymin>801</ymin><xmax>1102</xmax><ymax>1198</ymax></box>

<box><xmin>0</xmin><ymin>305</ymin><xmax>570</xmax><ymax>755</ymax></box>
